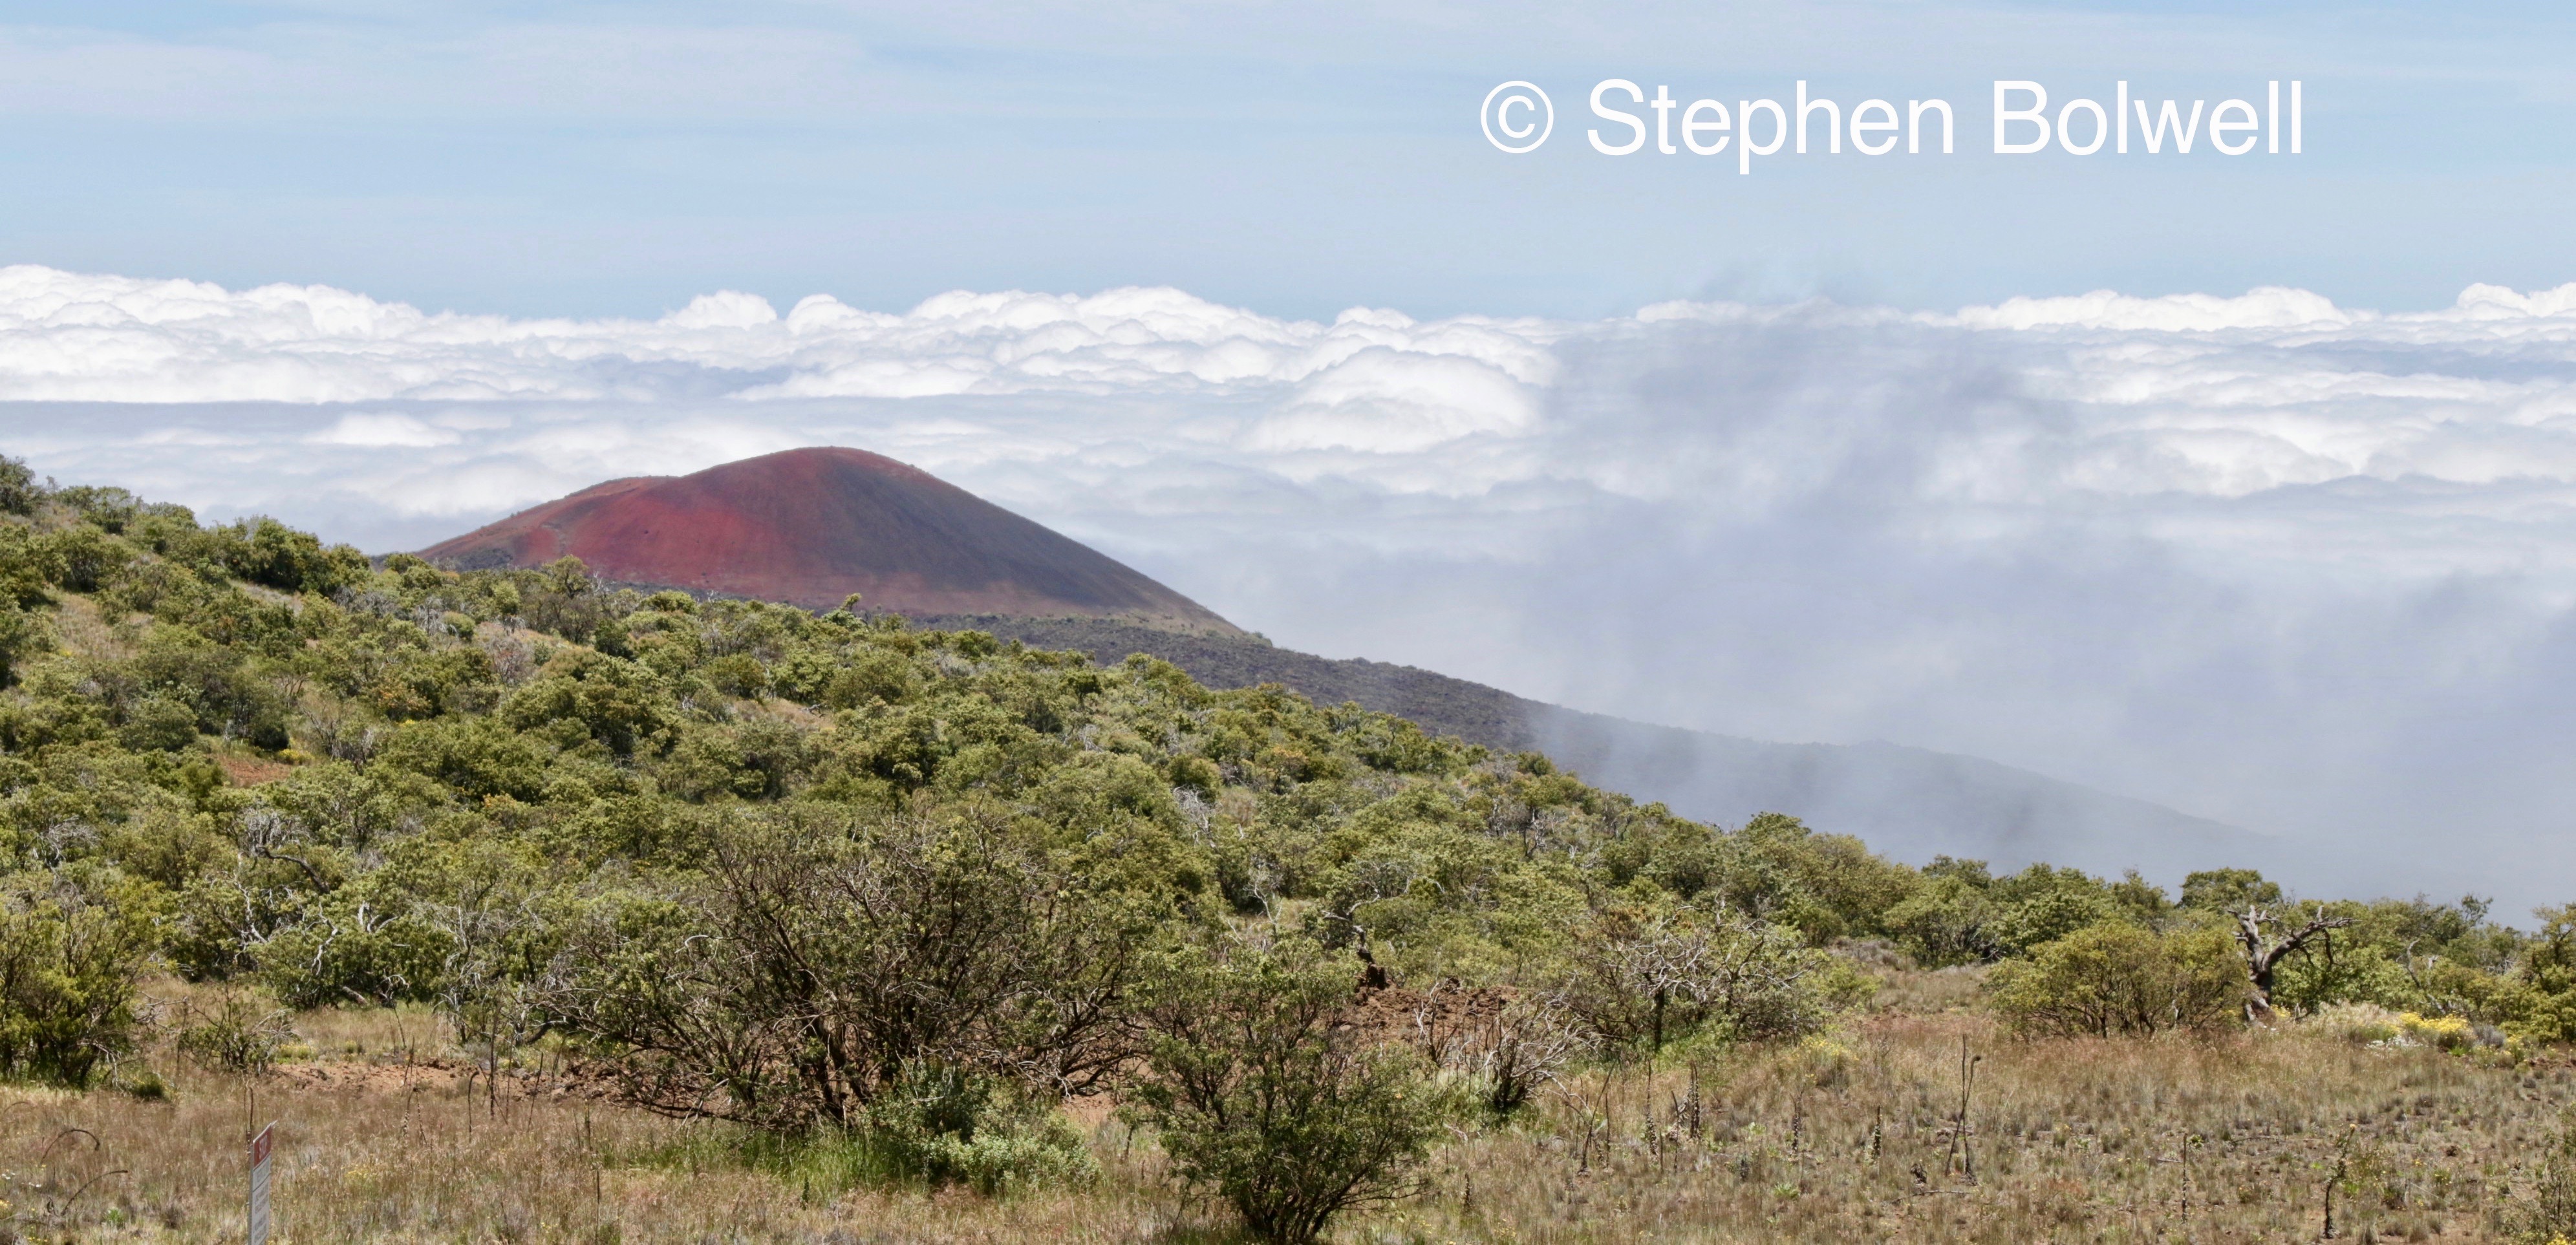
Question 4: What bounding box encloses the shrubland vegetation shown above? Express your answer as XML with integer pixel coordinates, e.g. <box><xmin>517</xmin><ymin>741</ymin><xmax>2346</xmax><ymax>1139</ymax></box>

<box><xmin>3</xmin><ymin>457</ymin><xmax>2576</xmax><ymax>1241</ymax></box>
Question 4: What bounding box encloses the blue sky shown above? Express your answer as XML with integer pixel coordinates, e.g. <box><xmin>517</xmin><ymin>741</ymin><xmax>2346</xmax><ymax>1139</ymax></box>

<box><xmin>0</xmin><ymin>1</ymin><xmax>2570</xmax><ymax>321</ymax></box>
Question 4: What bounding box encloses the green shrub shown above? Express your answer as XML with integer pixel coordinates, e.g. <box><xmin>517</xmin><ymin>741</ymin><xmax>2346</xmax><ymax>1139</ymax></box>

<box><xmin>53</xmin><ymin>485</ymin><xmax>139</xmax><ymax>533</ymax></box>
<box><xmin>220</xmin><ymin>517</ymin><xmax>370</xmax><ymax>595</ymax></box>
<box><xmin>2309</xmin><ymin>1001</ymin><xmax>2403</xmax><ymax>1045</ymax></box>
<box><xmin>701</xmin><ymin>653</ymin><xmax>767</xmax><ymax>697</ymax></box>
<box><xmin>35</xmin><ymin>525</ymin><xmax>133</xmax><ymax>592</ymax></box>
<box><xmin>1126</xmin><ymin>942</ymin><xmax>1461</xmax><ymax>1245</ymax></box>
<box><xmin>0</xmin><ymin>524</ymin><xmax>52</xmax><ymax>608</ymax></box>
<box><xmin>2271</xmin><ymin>933</ymin><xmax>2415</xmax><ymax>1016</ymax></box>
<box><xmin>2180</xmin><ymin>867</ymin><xmax>2281</xmax><ymax>912</ymax></box>
<box><xmin>1559</xmin><ymin>904</ymin><xmax>1861</xmax><ymax>1053</ymax></box>
<box><xmin>553</xmin><ymin>805</ymin><xmax>1169</xmax><ymax>1133</ymax></box>
<box><xmin>0</xmin><ymin>455</ymin><xmax>39</xmax><ymax>516</ymax></box>
<box><xmin>1882</xmin><ymin>872</ymin><xmax>1997</xmax><ymax>967</ymax></box>
<box><xmin>255</xmin><ymin>899</ymin><xmax>450</xmax><ymax>1009</ymax></box>
<box><xmin>2507</xmin><ymin>909</ymin><xmax>2576</xmax><ymax>1044</ymax></box>
<box><xmin>0</xmin><ymin>868</ymin><xmax>161</xmax><ymax>1087</ymax></box>
<box><xmin>1986</xmin><ymin>882</ymin><xmax>2117</xmax><ymax>958</ymax></box>
<box><xmin>173</xmin><ymin>988</ymin><xmax>295</xmax><ymax>1074</ymax></box>
<box><xmin>116</xmin><ymin>695</ymin><xmax>200</xmax><ymax>752</ymax></box>
<box><xmin>850</xmin><ymin>1063</ymin><xmax>1097</xmax><ymax>1194</ymax></box>
<box><xmin>643</xmin><ymin>1072</ymin><xmax>1095</xmax><ymax>1200</ymax></box>
<box><xmin>821</xmin><ymin>648</ymin><xmax>916</xmax><ymax>708</ymax></box>
<box><xmin>1987</xmin><ymin>921</ymin><xmax>2242</xmax><ymax>1038</ymax></box>
<box><xmin>0</xmin><ymin>600</ymin><xmax>42</xmax><ymax>685</ymax></box>
<box><xmin>1886</xmin><ymin>861</ymin><xmax>2162</xmax><ymax>967</ymax></box>
<box><xmin>116</xmin><ymin>1065</ymin><xmax>169</xmax><ymax>1100</ymax></box>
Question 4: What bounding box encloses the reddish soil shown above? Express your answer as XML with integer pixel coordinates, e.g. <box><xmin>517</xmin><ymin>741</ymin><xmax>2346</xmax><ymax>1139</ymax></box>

<box><xmin>274</xmin><ymin>1056</ymin><xmax>621</xmax><ymax>1103</ymax></box>
<box><xmin>418</xmin><ymin>447</ymin><xmax>1239</xmax><ymax>633</ymax></box>
<box><xmin>217</xmin><ymin>754</ymin><xmax>294</xmax><ymax>786</ymax></box>
<box><xmin>1343</xmin><ymin>979</ymin><xmax>1520</xmax><ymax>1047</ymax></box>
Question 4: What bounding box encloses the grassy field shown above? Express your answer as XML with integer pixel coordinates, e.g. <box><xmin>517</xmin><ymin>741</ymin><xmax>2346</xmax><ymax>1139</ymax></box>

<box><xmin>2</xmin><ymin>973</ymin><xmax>2566</xmax><ymax>1244</ymax></box>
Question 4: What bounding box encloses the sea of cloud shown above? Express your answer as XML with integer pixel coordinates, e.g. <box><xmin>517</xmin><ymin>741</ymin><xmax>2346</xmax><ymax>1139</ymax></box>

<box><xmin>8</xmin><ymin>264</ymin><xmax>2576</xmax><ymax>907</ymax></box>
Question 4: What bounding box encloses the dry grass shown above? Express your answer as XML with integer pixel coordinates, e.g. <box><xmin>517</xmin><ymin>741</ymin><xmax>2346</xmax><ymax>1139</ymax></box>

<box><xmin>0</xmin><ymin>1054</ymin><xmax>1221</xmax><ymax>1244</ymax></box>
<box><xmin>1411</xmin><ymin>1012</ymin><xmax>2554</xmax><ymax>1243</ymax></box>
<box><xmin>4</xmin><ymin>974</ymin><xmax>2570</xmax><ymax>1242</ymax></box>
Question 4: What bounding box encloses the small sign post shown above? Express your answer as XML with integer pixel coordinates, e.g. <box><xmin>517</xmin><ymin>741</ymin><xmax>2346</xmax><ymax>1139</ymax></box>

<box><xmin>248</xmin><ymin>1122</ymin><xmax>275</xmax><ymax>1245</ymax></box>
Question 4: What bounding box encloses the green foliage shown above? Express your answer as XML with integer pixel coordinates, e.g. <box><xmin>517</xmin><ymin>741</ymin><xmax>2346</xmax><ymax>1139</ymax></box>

<box><xmin>553</xmin><ymin>803</ymin><xmax>1181</xmax><ymax>1130</ymax></box>
<box><xmin>2507</xmin><ymin>906</ymin><xmax>2576</xmax><ymax>1044</ymax></box>
<box><xmin>0</xmin><ymin>867</ymin><xmax>161</xmax><ymax>1087</ymax></box>
<box><xmin>1126</xmin><ymin>941</ymin><xmax>1464</xmax><ymax>1245</ymax></box>
<box><xmin>1557</xmin><ymin>900</ymin><xmax>1860</xmax><ymax>1053</ymax></box>
<box><xmin>0</xmin><ymin>467</ymin><xmax>2571</xmax><ymax>1204</ymax></box>
<box><xmin>2270</xmin><ymin>928</ymin><xmax>2416</xmax><ymax>1016</ymax></box>
<box><xmin>173</xmin><ymin>987</ymin><xmax>295</xmax><ymax>1073</ymax></box>
<box><xmin>1685</xmin><ymin>813</ymin><xmax>1918</xmax><ymax>942</ymax></box>
<box><xmin>2241</xmin><ymin>893</ymin><xmax>2518</xmax><ymax>1020</ymax></box>
<box><xmin>36</xmin><ymin>524</ymin><xmax>134</xmax><ymax>592</ymax></box>
<box><xmin>52</xmin><ymin>485</ymin><xmax>139</xmax><ymax>533</ymax></box>
<box><xmin>219</xmin><ymin>517</ymin><xmax>370</xmax><ymax>595</ymax></box>
<box><xmin>0</xmin><ymin>524</ymin><xmax>54</xmax><ymax>610</ymax></box>
<box><xmin>0</xmin><ymin>455</ymin><xmax>39</xmax><ymax>516</ymax></box>
<box><xmin>2180</xmin><ymin>867</ymin><xmax>2281</xmax><ymax>912</ymax></box>
<box><xmin>1884</xmin><ymin>858</ymin><xmax>2156</xmax><ymax>967</ymax></box>
<box><xmin>1882</xmin><ymin>866</ymin><xmax>1997</xmax><ymax>968</ymax></box>
<box><xmin>257</xmin><ymin>887</ymin><xmax>453</xmax><ymax>1010</ymax></box>
<box><xmin>1987</xmin><ymin>921</ymin><xmax>2243</xmax><ymax>1038</ymax></box>
<box><xmin>0</xmin><ymin>599</ymin><xmax>43</xmax><ymax>685</ymax></box>
<box><xmin>848</xmin><ymin>1062</ymin><xmax>1098</xmax><ymax>1194</ymax></box>
<box><xmin>1985</xmin><ymin>865</ymin><xmax>2124</xmax><ymax>957</ymax></box>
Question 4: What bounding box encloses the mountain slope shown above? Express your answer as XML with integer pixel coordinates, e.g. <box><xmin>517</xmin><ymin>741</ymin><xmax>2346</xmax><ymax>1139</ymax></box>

<box><xmin>419</xmin><ymin>447</ymin><xmax>1239</xmax><ymax>633</ymax></box>
<box><xmin>920</xmin><ymin>613</ymin><xmax>2261</xmax><ymax>881</ymax></box>
<box><xmin>1519</xmin><ymin>708</ymin><xmax>2255</xmax><ymax>880</ymax></box>
<box><xmin>414</xmin><ymin>450</ymin><xmax>2259</xmax><ymax>881</ymax></box>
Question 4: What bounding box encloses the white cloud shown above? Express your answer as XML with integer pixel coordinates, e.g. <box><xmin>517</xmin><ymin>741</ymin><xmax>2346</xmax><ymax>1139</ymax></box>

<box><xmin>661</xmin><ymin>291</ymin><xmax>778</xmax><ymax>331</ymax></box>
<box><xmin>306</xmin><ymin>412</ymin><xmax>458</xmax><ymax>448</ymax></box>
<box><xmin>19</xmin><ymin>266</ymin><xmax>2576</xmax><ymax>907</ymax></box>
<box><xmin>1248</xmin><ymin>351</ymin><xmax>1543</xmax><ymax>453</ymax></box>
<box><xmin>0</xmin><ymin>268</ymin><xmax>1567</xmax><ymax>449</ymax></box>
<box><xmin>1955</xmin><ymin>286</ymin><xmax>2356</xmax><ymax>332</ymax></box>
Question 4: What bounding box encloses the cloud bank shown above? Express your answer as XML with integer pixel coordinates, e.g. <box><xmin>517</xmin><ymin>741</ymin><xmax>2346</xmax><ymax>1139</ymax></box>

<box><xmin>10</xmin><ymin>266</ymin><xmax>2576</xmax><ymax>908</ymax></box>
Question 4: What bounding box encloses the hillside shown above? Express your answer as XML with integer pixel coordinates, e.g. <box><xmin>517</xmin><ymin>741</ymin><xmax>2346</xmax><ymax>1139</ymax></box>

<box><xmin>919</xmin><ymin>614</ymin><xmax>2259</xmax><ymax>880</ymax></box>
<box><xmin>0</xmin><ymin>464</ymin><xmax>2562</xmax><ymax>1245</ymax></box>
<box><xmin>420</xmin><ymin>447</ymin><xmax>1240</xmax><ymax>633</ymax></box>
<box><xmin>419</xmin><ymin>451</ymin><xmax>2255</xmax><ymax>883</ymax></box>
<box><xmin>913</xmin><ymin>614</ymin><xmax>1549</xmax><ymax>750</ymax></box>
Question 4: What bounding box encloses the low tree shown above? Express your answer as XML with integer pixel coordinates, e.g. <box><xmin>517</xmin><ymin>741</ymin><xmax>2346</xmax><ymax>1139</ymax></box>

<box><xmin>2270</xmin><ymin>921</ymin><xmax>2415</xmax><ymax>1016</ymax></box>
<box><xmin>1126</xmin><ymin>941</ymin><xmax>1461</xmax><ymax>1245</ymax></box>
<box><xmin>0</xmin><ymin>454</ymin><xmax>39</xmax><ymax>515</ymax></box>
<box><xmin>1988</xmin><ymin>921</ymin><xmax>2242</xmax><ymax>1038</ymax></box>
<box><xmin>2180</xmin><ymin>867</ymin><xmax>2281</xmax><ymax>913</ymax></box>
<box><xmin>0</xmin><ymin>599</ymin><xmax>41</xmax><ymax>685</ymax></box>
<box><xmin>1402</xmin><ymin>984</ymin><xmax>1589</xmax><ymax>1118</ymax></box>
<box><xmin>0</xmin><ymin>867</ymin><xmax>162</xmax><ymax>1087</ymax></box>
<box><xmin>433</xmin><ymin>880</ymin><xmax>561</xmax><ymax>1116</ymax></box>
<box><xmin>2229</xmin><ymin>901</ymin><xmax>2354</xmax><ymax>1021</ymax></box>
<box><xmin>1882</xmin><ymin>865</ymin><xmax>1999</xmax><ymax>967</ymax></box>
<box><xmin>1560</xmin><ymin>903</ymin><xmax>1854</xmax><ymax>1053</ymax></box>
<box><xmin>554</xmin><ymin>804</ymin><xmax>1166</xmax><ymax>1130</ymax></box>
<box><xmin>2507</xmin><ymin>906</ymin><xmax>2576</xmax><ymax>1043</ymax></box>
